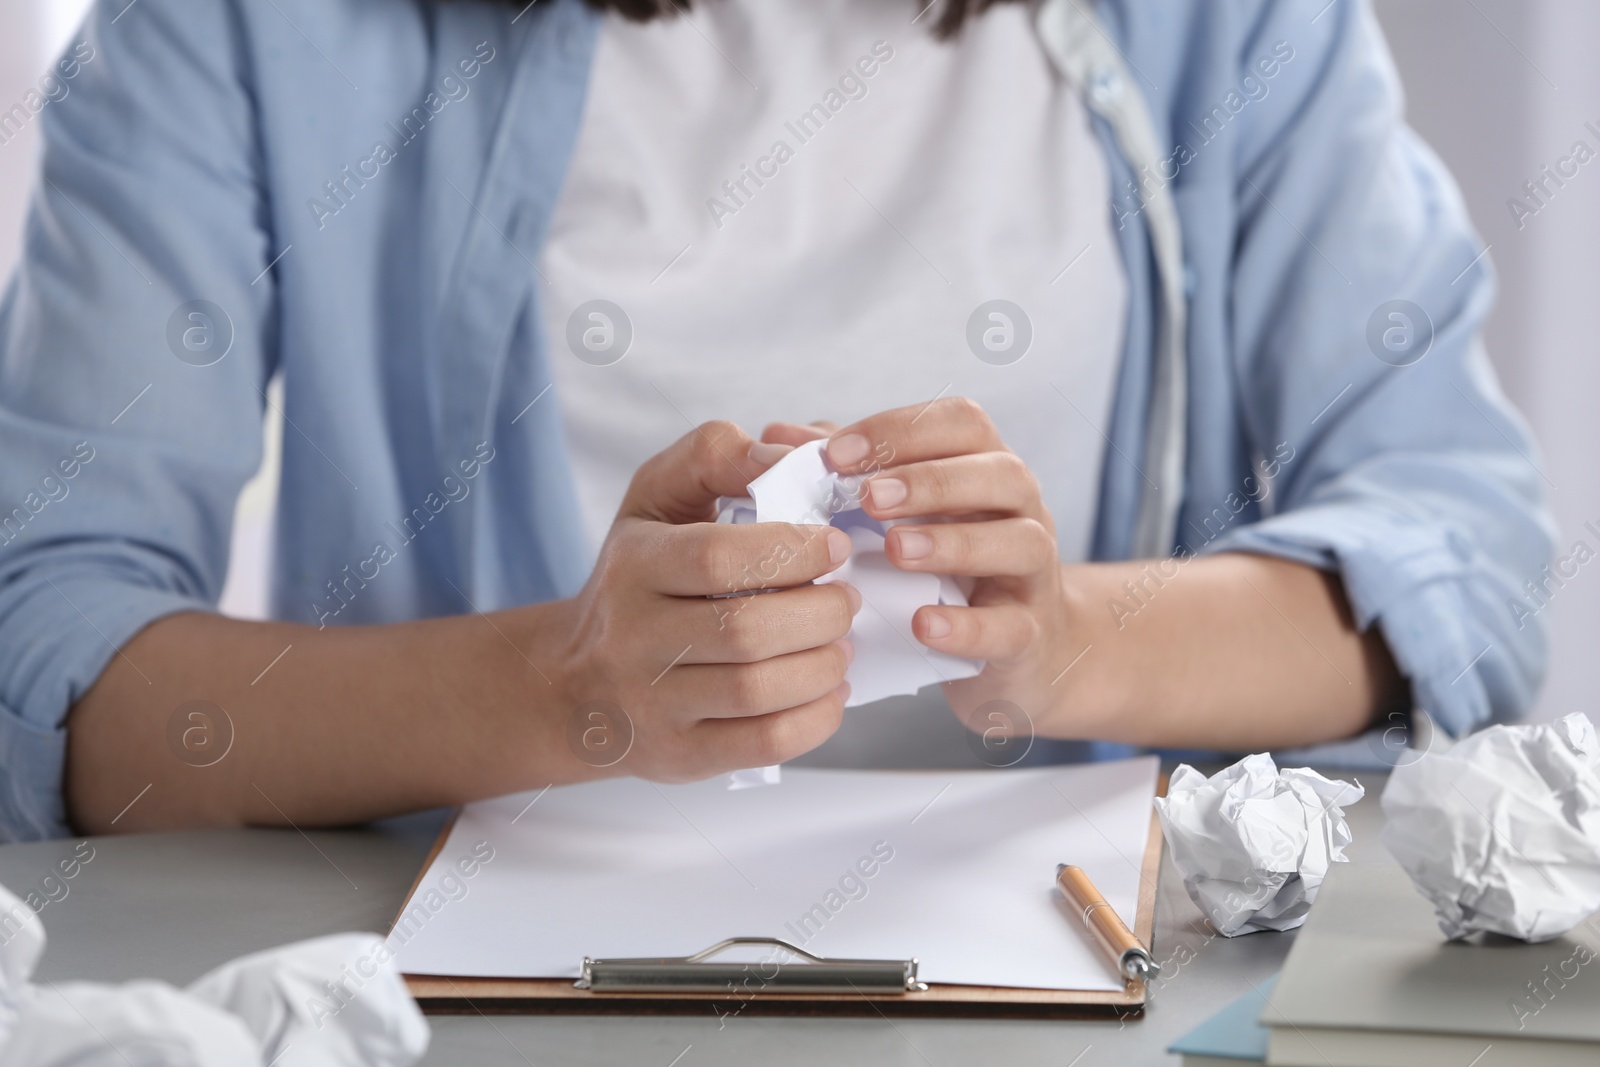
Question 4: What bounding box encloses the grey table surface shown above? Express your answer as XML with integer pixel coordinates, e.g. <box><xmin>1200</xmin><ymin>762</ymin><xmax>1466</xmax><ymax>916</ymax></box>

<box><xmin>0</xmin><ymin>765</ymin><xmax>1393</xmax><ymax>1067</ymax></box>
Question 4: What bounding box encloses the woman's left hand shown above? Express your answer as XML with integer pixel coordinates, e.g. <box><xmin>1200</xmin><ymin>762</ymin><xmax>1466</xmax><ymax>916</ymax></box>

<box><xmin>763</xmin><ymin>397</ymin><xmax>1090</xmax><ymax>736</ymax></box>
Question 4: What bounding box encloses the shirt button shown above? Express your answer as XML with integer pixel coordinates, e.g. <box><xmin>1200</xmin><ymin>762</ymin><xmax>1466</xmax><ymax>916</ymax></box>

<box><xmin>1090</xmin><ymin>68</ymin><xmax>1123</xmax><ymax>106</ymax></box>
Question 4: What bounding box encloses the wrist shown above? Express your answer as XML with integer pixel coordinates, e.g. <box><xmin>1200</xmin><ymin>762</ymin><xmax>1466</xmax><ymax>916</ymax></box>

<box><xmin>457</xmin><ymin>596</ymin><xmax>608</xmax><ymax>796</ymax></box>
<box><xmin>1039</xmin><ymin>563</ymin><xmax>1136</xmax><ymax>740</ymax></box>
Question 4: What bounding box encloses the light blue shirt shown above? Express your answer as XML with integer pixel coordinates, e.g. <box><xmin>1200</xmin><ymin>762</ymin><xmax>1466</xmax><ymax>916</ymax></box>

<box><xmin>0</xmin><ymin>0</ymin><xmax>1554</xmax><ymax>840</ymax></box>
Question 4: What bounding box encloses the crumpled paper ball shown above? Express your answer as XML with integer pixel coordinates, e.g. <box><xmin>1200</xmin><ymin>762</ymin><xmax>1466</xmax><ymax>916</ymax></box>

<box><xmin>1381</xmin><ymin>711</ymin><xmax>1600</xmax><ymax>942</ymax></box>
<box><xmin>0</xmin><ymin>879</ymin><xmax>429</xmax><ymax>1067</ymax></box>
<box><xmin>1155</xmin><ymin>754</ymin><xmax>1365</xmax><ymax>936</ymax></box>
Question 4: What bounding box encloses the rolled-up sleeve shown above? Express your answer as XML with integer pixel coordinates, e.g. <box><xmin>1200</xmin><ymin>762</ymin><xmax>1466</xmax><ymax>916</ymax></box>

<box><xmin>0</xmin><ymin>0</ymin><xmax>272</xmax><ymax>839</ymax></box>
<box><xmin>1201</xmin><ymin>0</ymin><xmax>1554</xmax><ymax>738</ymax></box>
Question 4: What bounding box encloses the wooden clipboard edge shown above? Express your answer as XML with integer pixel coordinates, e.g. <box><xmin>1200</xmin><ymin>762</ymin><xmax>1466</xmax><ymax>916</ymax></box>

<box><xmin>403</xmin><ymin>977</ymin><xmax>1144</xmax><ymax>1019</ymax></box>
<box><xmin>387</xmin><ymin>807</ymin><xmax>461</xmax><ymax>940</ymax></box>
<box><xmin>400</xmin><ymin>770</ymin><xmax>1168</xmax><ymax>1019</ymax></box>
<box><xmin>1133</xmin><ymin>780</ymin><xmax>1166</xmax><ymax>977</ymax></box>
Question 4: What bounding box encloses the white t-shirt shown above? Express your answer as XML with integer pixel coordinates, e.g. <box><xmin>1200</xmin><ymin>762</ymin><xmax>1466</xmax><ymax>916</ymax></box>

<box><xmin>540</xmin><ymin>0</ymin><xmax>1128</xmax><ymax>566</ymax></box>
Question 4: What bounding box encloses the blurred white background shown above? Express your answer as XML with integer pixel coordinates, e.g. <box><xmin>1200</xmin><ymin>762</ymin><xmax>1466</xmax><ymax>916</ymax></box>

<box><xmin>0</xmin><ymin>1</ymin><xmax>1594</xmax><ymax>724</ymax></box>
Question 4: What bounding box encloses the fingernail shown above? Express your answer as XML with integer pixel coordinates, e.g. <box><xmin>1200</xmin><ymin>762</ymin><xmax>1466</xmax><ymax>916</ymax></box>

<box><xmin>922</xmin><ymin>611</ymin><xmax>952</xmax><ymax>639</ymax></box>
<box><xmin>836</xmin><ymin>638</ymin><xmax>855</xmax><ymax>665</ymax></box>
<box><xmin>833</xmin><ymin>680</ymin><xmax>853</xmax><ymax>704</ymax></box>
<box><xmin>749</xmin><ymin>441</ymin><xmax>793</xmax><ymax>466</ymax></box>
<box><xmin>895</xmin><ymin>529</ymin><xmax>933</xmax><ymax>560</ymax></box>
<box><xmin>839</xmin><ymin>581</ymin><xmax>862</xmax><ymax>615</ymax></box>
<box><xmin>826</xmin><ymin>528</ymin><xmax>853</xmax><ymax>565</ymax></box>
<box><xmin>827</xmin><ymin>433</ymin><xmax>870</xmax><ymax>467</ymax></box>
<box><xmin>868</xmin><ymin>477</ymin><xmax>907</xmax><ymax>510</ymax></box>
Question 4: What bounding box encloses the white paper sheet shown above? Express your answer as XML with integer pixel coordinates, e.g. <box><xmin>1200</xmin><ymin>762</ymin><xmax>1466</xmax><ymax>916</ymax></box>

<box><xmin>388</xmin><ymin>758</ymin><xmax>1159</xmax><ymax>991</ymax></box>
<box><xmin>720</xmin><ymin>440</ymin><xmax>982</xmax><ymax>707</ymax></box>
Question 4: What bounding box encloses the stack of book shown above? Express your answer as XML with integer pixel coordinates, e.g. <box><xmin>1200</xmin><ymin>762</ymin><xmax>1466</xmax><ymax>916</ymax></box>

<box><xmin>1171</xmin><ymin>862</ymin><xmax>1600</xmax><ymax>1066</ymax></box>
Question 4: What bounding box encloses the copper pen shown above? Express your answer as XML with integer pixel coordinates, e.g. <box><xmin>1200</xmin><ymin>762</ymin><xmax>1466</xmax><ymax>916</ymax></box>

<box><xmin>1055</xmin><ymin>863</ymin><xmax>1160</xmax><ymax>983</ymax></box>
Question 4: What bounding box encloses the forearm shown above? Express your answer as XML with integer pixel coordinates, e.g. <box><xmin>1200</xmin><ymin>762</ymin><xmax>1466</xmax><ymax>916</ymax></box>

<box><xmin>66</xmin><ymin>423</ymin><xmax>857</xmax><ymax>836</ymax></box>
<box><xmin>65</xmin><ymin>603</ymin><xmax>586</xmax><ymax>834</ymax></box>
<box><xmin>1051</xmin><ymin>553</ymin><xmax>1405</xmax><ymax>750</ymax></box>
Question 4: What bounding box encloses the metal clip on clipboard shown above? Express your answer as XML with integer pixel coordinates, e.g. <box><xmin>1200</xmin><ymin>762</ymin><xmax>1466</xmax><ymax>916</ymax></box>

<box><xmin>578</xmin><ymin>937</ymin><xmax>927</xmax><ymax>994</ymax></box>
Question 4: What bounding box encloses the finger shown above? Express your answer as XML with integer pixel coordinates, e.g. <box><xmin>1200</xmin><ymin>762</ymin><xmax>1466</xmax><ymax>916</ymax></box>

<box><xmin>761</xmin><ymin>421</ymin><xmax>831</xmax><ymax>447</ymax></box>
<box><xmin>662</xmin><ymin>640</ymin><xmax>853</xmax><ymax>718</ymax></box>
<box><xmin>748</xmin><ymin>441</ymin><xmax>795</xmax><ymax>468</ymax></box>
<box><xmin>825</xmin><ymin>397</ymin><xmax>1003</xmax><ymax>474</ymax></box>
<box><xmin>861</xmin><ymin>452</ymin><xmax>1046</xmax><ymax>523</ymax></box>
<box><xmin>691</xmin><ymin>581</ymin><xmax>860</xmax><ymax>664</ymax></box>
<box><xmin>887</xmin><ymin>518</ymin><xmax>1057</xmax><ymax>579</ymax></box>
<box><xmin>634</xmin><ymin>520</ymin><xmax>853</xmax><ymax>596</ymax></box>
<box><xmin>914</xmin><ymin>603</ymin><xmax>1040</xmax><ymax>662</ymax></box>
<box><xmin>690</xmin><ymin>683</ymin><xmax>849</xmax><ymax>769</ymax></box>
<box><xmin>621</xmin><ymin>420</ymin><xmax>769</xmax><ymax>524</ymax></box>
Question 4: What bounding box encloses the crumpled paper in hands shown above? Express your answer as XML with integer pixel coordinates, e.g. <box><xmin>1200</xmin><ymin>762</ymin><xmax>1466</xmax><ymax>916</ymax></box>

<box><xmin>0</xmin><ymin>879</ymin><xmax>429</xmax><ymax>1067</ymax></box>
<box><xmin>1380</xmin><ymin>712</ymin><xmax>1600</xmax><ymax>942</ymax></box>
<box><xmin>1154</xmin><ymin>754</ymin><xmax>1365</xmax><ymax>936</ymax></box>
<box><xmin>718</xmin><ymin>439</ymin><xmax>981</xmax><ymax>707</ymax></box>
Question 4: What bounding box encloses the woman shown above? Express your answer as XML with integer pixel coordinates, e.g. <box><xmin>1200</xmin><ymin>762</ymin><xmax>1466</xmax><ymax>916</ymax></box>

<box><xmin>0</xmin><ymin>0</ymin><xmax>1550</xmax><ymax>840</ymax></box>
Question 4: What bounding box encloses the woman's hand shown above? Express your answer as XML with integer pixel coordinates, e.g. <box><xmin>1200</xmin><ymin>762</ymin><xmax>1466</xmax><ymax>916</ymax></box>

<box><xmin>67</xmin><ymin>420</ymin><xmax>858</xmax><ymax>834</ymax></box>
<box><xmin>767</xmin><ymin>398</ymin><xmax>1404</xmax><ymax>753</ymax></box>
<box><xmin>553</xmin><ymin>420</ymin><xmax>859</xmax><ymax>782</ymax></box>
<box><xmin>766</xmin><ymin>399</ymin><xmax>1085</xmax><ymax>737</ymax></box>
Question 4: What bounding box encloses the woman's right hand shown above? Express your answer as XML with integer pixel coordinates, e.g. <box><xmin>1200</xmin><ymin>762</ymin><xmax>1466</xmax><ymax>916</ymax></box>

<box><xmin>66</xmin><ymin>420</ymin><xmax>854</xmax><ymax>833</ymax></box>
<box><xmin>550</xmin><ymin>421</ymin><xmax>858</xmax><ymax>782</ymax></box>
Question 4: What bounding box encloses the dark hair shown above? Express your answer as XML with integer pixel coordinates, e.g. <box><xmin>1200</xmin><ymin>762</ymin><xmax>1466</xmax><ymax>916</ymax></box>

<box><xmin>515</xmin><ymin>0</ymin><xmax>1023</xmax><ymax>40</ymax></box>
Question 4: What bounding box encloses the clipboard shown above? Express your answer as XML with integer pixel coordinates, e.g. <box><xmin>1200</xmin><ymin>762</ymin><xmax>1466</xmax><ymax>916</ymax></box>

<box><xmin>394</xmin><ymin>778</ymin><xmax>1166</xmax><ymax>1019</ymax></box>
